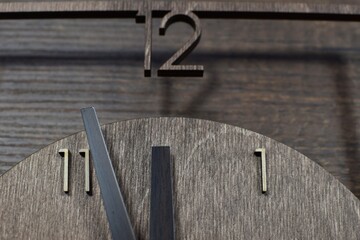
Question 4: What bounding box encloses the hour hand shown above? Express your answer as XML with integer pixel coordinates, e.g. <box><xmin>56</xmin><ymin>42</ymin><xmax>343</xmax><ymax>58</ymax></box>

<box><xmin>81</xmin><ymin>107</ymin><xmax>136</xmax><ymax>240</ymax></box>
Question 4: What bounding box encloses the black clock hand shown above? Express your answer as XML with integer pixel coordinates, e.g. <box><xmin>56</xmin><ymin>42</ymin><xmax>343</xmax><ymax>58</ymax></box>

<box><xmin>81</xmin><ymin>107</ymin><xmax>136</xmax><ymax>240</ymax></box>
<box><xmin>150</xmin><ymin>147</ymin><xmax>175</xmax><ymax>240</ymax></box>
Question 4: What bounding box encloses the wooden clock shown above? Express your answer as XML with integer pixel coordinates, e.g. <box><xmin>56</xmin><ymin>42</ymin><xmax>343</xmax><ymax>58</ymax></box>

<box><xmin>0</xmin><ymin>1</ymin><xmax>360</xmax><ymax>239</ymax></box>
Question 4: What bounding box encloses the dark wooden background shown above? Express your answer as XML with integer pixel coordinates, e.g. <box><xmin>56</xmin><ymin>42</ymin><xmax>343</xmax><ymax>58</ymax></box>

<box><xmin>0</xmin><ymin>0</ymin><xmax>359</xmax><ymax>198</ymax></box>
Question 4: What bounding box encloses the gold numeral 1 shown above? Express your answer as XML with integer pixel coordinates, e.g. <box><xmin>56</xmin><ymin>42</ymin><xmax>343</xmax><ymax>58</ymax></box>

<box><xmin>58</xmin><ymin>149</ymin><xmax>69</xmax><ymax>193</ymax></box>
<box><xmin>255</xmin><ymin>148</ymin><xmax>267</xmax><ymax>194</ymax></box>
<box><xmin>79</xmin><ymin>149</ymin><xmax>91</xmax><ymax>194</ymax></box>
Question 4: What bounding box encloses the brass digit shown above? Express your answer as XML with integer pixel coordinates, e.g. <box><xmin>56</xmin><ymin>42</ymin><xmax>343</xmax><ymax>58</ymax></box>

<box><xmin>79</xmin><ymin>149</ymin><xmax>91</xmax><ymax>194</ymax></box>
<box><xmin>255</xmin><ymin>148</ymin><xmax>267</xmax><ymax>194</ymax></box>
<box><xmin>58</xmin><ymin>149</ymin><xmax>70</xmax><ymax>193</ymax></box>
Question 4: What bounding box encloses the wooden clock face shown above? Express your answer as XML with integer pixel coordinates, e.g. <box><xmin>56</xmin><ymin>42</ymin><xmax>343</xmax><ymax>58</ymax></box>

<box><xmin>1</xmin><ymin>117</ymin><xmax>359</xmax><ymax>239</ymax></box>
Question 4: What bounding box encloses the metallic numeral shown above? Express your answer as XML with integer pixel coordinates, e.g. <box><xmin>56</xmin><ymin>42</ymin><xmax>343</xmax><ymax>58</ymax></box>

<box><xmin>255</xmin><ymin>148</ymin><xmax>267</xmax><ymax>194</ymax></box>
<box><xmin>79</xmin><ymin>149</ymin><xmax>91</xmax><ymax>194</ymax></box>
<box><xmin>58</xmin><ymin>149</ymin><xmax>70</xmax><ymax>193</ymax></box>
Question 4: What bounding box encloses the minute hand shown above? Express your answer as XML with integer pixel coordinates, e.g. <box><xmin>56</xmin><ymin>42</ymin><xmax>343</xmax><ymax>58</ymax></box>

<box><xmin>81</xmin><ymin>107</ymin><xmax>136</xmax><ymax>240</ymax></box>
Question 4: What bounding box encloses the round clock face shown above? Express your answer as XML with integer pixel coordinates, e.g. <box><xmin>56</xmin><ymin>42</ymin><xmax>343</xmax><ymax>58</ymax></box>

<box><xmin>0</xmin><ymin>117</ymin><xmax>359</xmax><ymax>239</ymax></box>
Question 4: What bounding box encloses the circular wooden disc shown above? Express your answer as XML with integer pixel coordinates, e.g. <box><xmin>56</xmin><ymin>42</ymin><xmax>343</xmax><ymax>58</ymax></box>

<box><xmin>0</xmin><ymin>117</ymin><xmax>359</xmax><ymax>239</ymax></box>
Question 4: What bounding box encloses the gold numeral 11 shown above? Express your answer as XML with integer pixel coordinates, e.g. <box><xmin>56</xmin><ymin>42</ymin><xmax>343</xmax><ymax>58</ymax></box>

<box><xmin>80</xmin><ymin>149</ymin><xmax>91</xmax><ymax>194</ymax></box>
<box><xmin>58</xmin><ymin>149</ymin><xmax>69</xmax><ymax>193</ymax></box>
<box><xmin>255</xmin><ymin>148</ymin><xmax>267</xmax><ymax>194</ymax></box>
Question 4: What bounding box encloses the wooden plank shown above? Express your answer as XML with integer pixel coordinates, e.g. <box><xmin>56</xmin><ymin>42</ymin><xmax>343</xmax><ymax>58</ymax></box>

<box><xmin>0</xmin><ymin>1</ymin><xmax>360</xmax><ymax>20</ymax></box>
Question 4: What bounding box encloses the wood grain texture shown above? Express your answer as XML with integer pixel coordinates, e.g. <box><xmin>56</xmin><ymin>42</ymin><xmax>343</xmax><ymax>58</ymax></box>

<box><xmin>0</xmin><ymin>0</ymin><xmax>358</xmax><ymax>202</ymax></box>
<box><xmin>0</xmin><ymin>1</ymin><xmax>359</xmax><ymax>15</ymax></box>
<box><xmin>0</xmin><ymin>118</ymin><xmax>360</xmax><ymax>239</ymax></box>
